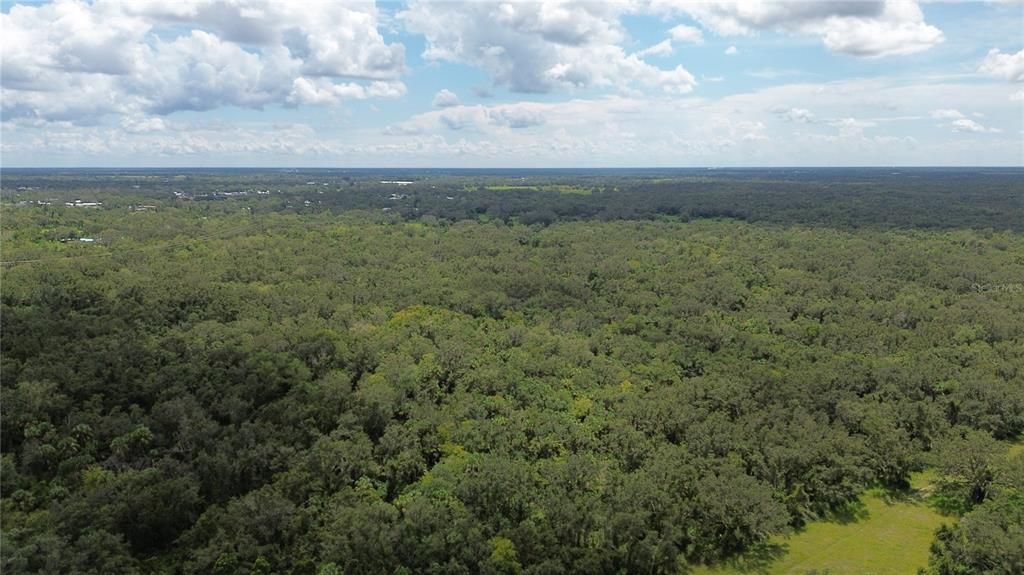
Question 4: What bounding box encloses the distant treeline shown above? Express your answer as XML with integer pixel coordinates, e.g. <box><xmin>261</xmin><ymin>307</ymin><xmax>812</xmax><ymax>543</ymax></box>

<box><xmin>3</xmin><ymin>169</ymin><xmax>1022</xmax><ymax>231</ymax></box>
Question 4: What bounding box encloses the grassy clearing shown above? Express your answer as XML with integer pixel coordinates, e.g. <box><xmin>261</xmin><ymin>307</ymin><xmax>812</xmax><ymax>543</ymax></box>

<box><xmin>482</xmin><ymin>184</ymin><xmax>592</xmax><ymax>194</ymax></box>
<box><xmin>1007</xmin><ymin>439</ymin><xmax>1024</xmax><ymax>459</ymax></box>
<box><xmin>690</xmin><ymin>473</ymin><xmax>947</xmax><ymax>575</ymax></box>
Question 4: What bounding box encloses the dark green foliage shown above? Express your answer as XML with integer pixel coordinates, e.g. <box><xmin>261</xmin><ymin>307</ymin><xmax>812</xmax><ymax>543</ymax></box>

<box><xmin>923</xmin><ymin>454</ymin><xmax>1024</xmax><ymax>575</ymax></box>
<box><xmin>2</xmin><ymin>170</ymin><xmax>1023</xmax><ymax>573</ymax></box>
<box><xmin>930</xmin><ymin>428</ymin><xmax>1003</xmax><ymax>510</ymax></box>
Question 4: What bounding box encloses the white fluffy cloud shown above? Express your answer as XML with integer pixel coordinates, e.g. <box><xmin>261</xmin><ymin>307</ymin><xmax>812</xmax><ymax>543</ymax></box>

<box><xmin>668</xmin><ymin>24</ymin><xmax>704</xmax><ymax>44</ymax></box>
<box><xmin>287</xmin><ymin>77</ymin><xmax>406</xmax><ymax>107</ymax></box>
<box><xmin>979</xmin><ymin>48</ymin><xmax>1024</xmax><ymax>82</ymax></box>
<box><xmin>0</xmin><ymin>119</ymin><xmax>335</xmax><ymax>160</ymax></box>
<box><xmin>5</xmin><ymin>77</ymin><xmax>1020</xmax><ymax>166</ymax></box>
<box><xmin>432</xmin><ymin>89</ymin><xmax>461</xmax><ymax>108</ymax></box>
<box><xmin>365</xmin><ymin>77</ymin><xmax>1017</xmax><ymax>166</ymax></box>
<box><xmin>831</xmin><ymin>117</ymin><xmax>876</xmax><ymax>138</ymax></box>
<box><xmin>387</xmin><ymin>101</ymin><xmax>556</xmax><ymax>134</ymax></box>
<box><xmin>652</xmin><ymin>0</ymin><xmax>943</xmax><ymax>57</ymax></box>
<box><xmin>399</xmin><ymin>1</ymin><xmax>696</xmax><ymax>94</ymax></box>
<box><xmin>950</xmin><ymin>118</ymin><xmax>1002</xmax><ymax>133</ymax></box>
<box><xmin>1</xmin><ymin>1</ymin><xmax>151</xmax><ymax>86</ymax></box>
<box><xmin>1</xmin><ymin>0</ymin><xmax>1019</xmax><ymax>168</ymax></box>
<box><xmin>120</xmin><ymin>1</ymin><xmax>405</xmax><ymax>80</ymax></box>
<box><xmin>652</xmin><ymin>0</ymin><xmax>884</xmax><ymax>35</ymax></box>
<box><xmin>0</xmin><ymin>0</ymin><xmax>406</xmax><ymax>123</ymax></box>
<box><xmin>818</xmin><ymin>4</ymin><xmax>944</xmax><ymax>57</ymax></box>
<box><xmin>930</xmin><ymin>109</ymin><xmax>1002</xmax><ymax>133</ymax></box>
<box><xmin>774</xmin><ymin>107</ymin><xmax>815</xmax><ymax>123</ymax></box>
<box><xmin>638</xmin><ymin>40</ymin><xmax>674</xmax><ymax>58</ymax></box>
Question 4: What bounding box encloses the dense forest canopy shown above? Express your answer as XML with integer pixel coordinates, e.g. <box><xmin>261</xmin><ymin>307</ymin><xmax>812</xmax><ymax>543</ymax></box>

<box><xmin>2</xmin><ymin>169</ymin><xmax>1023</xmax><ymax>574</ymax></box>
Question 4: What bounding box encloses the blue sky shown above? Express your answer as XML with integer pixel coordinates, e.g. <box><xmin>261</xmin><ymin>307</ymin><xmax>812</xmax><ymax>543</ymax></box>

<box><xmin>2</xmin><ymin>0</ymin><xmax>1022</xmax><ymax>167</ymax></box>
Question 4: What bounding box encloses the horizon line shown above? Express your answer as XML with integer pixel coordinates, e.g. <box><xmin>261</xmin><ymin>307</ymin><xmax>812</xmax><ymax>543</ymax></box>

<box><xmin>3</xmin><ymin>165</ymin><xmax>1023</xmax><ymax>170</ymax></box>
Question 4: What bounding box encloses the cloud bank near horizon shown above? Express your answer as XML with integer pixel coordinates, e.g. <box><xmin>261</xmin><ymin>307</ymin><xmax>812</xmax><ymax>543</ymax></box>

<box><xmin>1</xmin><ymin>0</ymin><xmax>1021</xmax><ymax>166</ymax></box>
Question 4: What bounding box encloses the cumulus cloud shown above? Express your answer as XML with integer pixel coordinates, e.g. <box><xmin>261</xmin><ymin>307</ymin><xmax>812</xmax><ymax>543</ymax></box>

<box><xmin>136</xmin><ymin>31</ymin><xmax>291</xmax><ymax>113</ymax></box>
<box><xmin>949</xmin><ymin>118</ymin><xmax>1001</xmax><ymax>133</ymax></box>
<box><xmin>399</xmin><ymin>1</ymin><xmax>696</xmax><ymax>94</ymax></box>
<box><xmin>638</xmin><ymin>40</ymin><xmax>674</xmax><ymax>58</ymax></box>
<box><xmin>6</xmin><ymin>77</ymin><xmax>1021</xmax><ymax>167</ymax></box>
<box><xmin>490</xmin><ymin>107</ymin><xmax>547</xmax><ymax>129</ymax></box>
<box><xmin>432</xmin><ymin>89</ymin><xmax>461</xmax><ymax>108</ymax></box>
<box><xmin>122</xmin><ymin>1</ymin><xmax>405</xmax><ymax>80</ymax></box>
<box><xmin>438</xmin><ymin>108</ymin><xmax>480</xmax><ymax>131</ymax></box>
<box><xmin>393</xmin><ymin>102</ymin><xmax>551</xmax><ymax>133</ymax></box>
<box><xmin>652</xmin><ymin>0</ymin><xmax>884</xmax><ymax>35</ymax></box>
<box><xmin>287</xmin><ymin>77</ymin><xmax>405</xmax><ymax>106</ymax></box>
<box><xmin>652</xmin><ymin>0</ymin><xmax>943</xmax><ymax>58</ymax></box>
<box><xmin>372</xmin><ymin>75</ymin><xmax>1020</xmax><ymax>165</ymax></box>
<box><xmin>1</xmin><ymin>119</ymin><xmax>334</xmax><ymax>160</ymax></box>
<box><xmin>725</xmin><ymin>45</ymin><xmax>739</xmax><ymax>55</ymax></box>
<box><xmin>1</xmin><ymin>1</ymin><xmax>151</xmax><ymax>87</ymax></box>
<box><xmin>831</xmin><ymin>117</ymin><xmax>876</xmax><ymax>138</ymax></box>
<box><xmin>773</xmin><ymin>107</ymin><xmax>815</xmax><ymax>123</ymax></box>
<box><xmin>120</xmin><ymin>115</ymin><xmax>167</xmax><ymax>134</ymax></box>
<box><xmin>741</xmin><ymin>121</ymin><xmax>769</xmax><ymax>140</ymax></box>
<box><xmin>384</xmin><ymin>97</ymin><xmax>654</xmax><ymax>138</ymax></box>
<box><xmin>0</xmin><ymin>0</ymin><xmax>406</xmax><ymax>123</ymax></box>
<box><xmin>817</xmin><ymin>1</ymin><xmax>944</xmax><ymax>57</ymax></box>
<box><xmin>668</xmin><ymin>24</ymin><xmax>704</xmax><ymax>44</ymax></box>
<box><xmin>979</xmin><ymin>48</ymin><xmax>1024</xmax><ymax>82</ymax></box>
<box><xmin>929</xmin><ymin>108</ymin><xmax>1001</xmax><ymax>133</ymax></box>
<box><xmin>2</xmin><ymin>0</ymin><xmax>1020</xmax><ymax>168</ymax></box>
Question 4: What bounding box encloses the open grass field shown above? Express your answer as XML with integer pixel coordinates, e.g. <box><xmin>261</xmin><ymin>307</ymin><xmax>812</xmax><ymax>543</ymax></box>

<box><xmin>482</xmin><ymin>184</ymin><xmax>594</xmax><ymax>194</ymax></box>
<box><xmin>690</xmin><ymin>438</ymin><xmax>1023</xmax><ymax>575</ymax></box>
<box><xmin>1007</xmin><ymin>440</ymin><xmax>1024</xmax><ymax>459</ymax></box>
<box><xmin>690</xmin><ymin>474</ymin><xmax>948</xmax><ymax>575</ymax></box>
